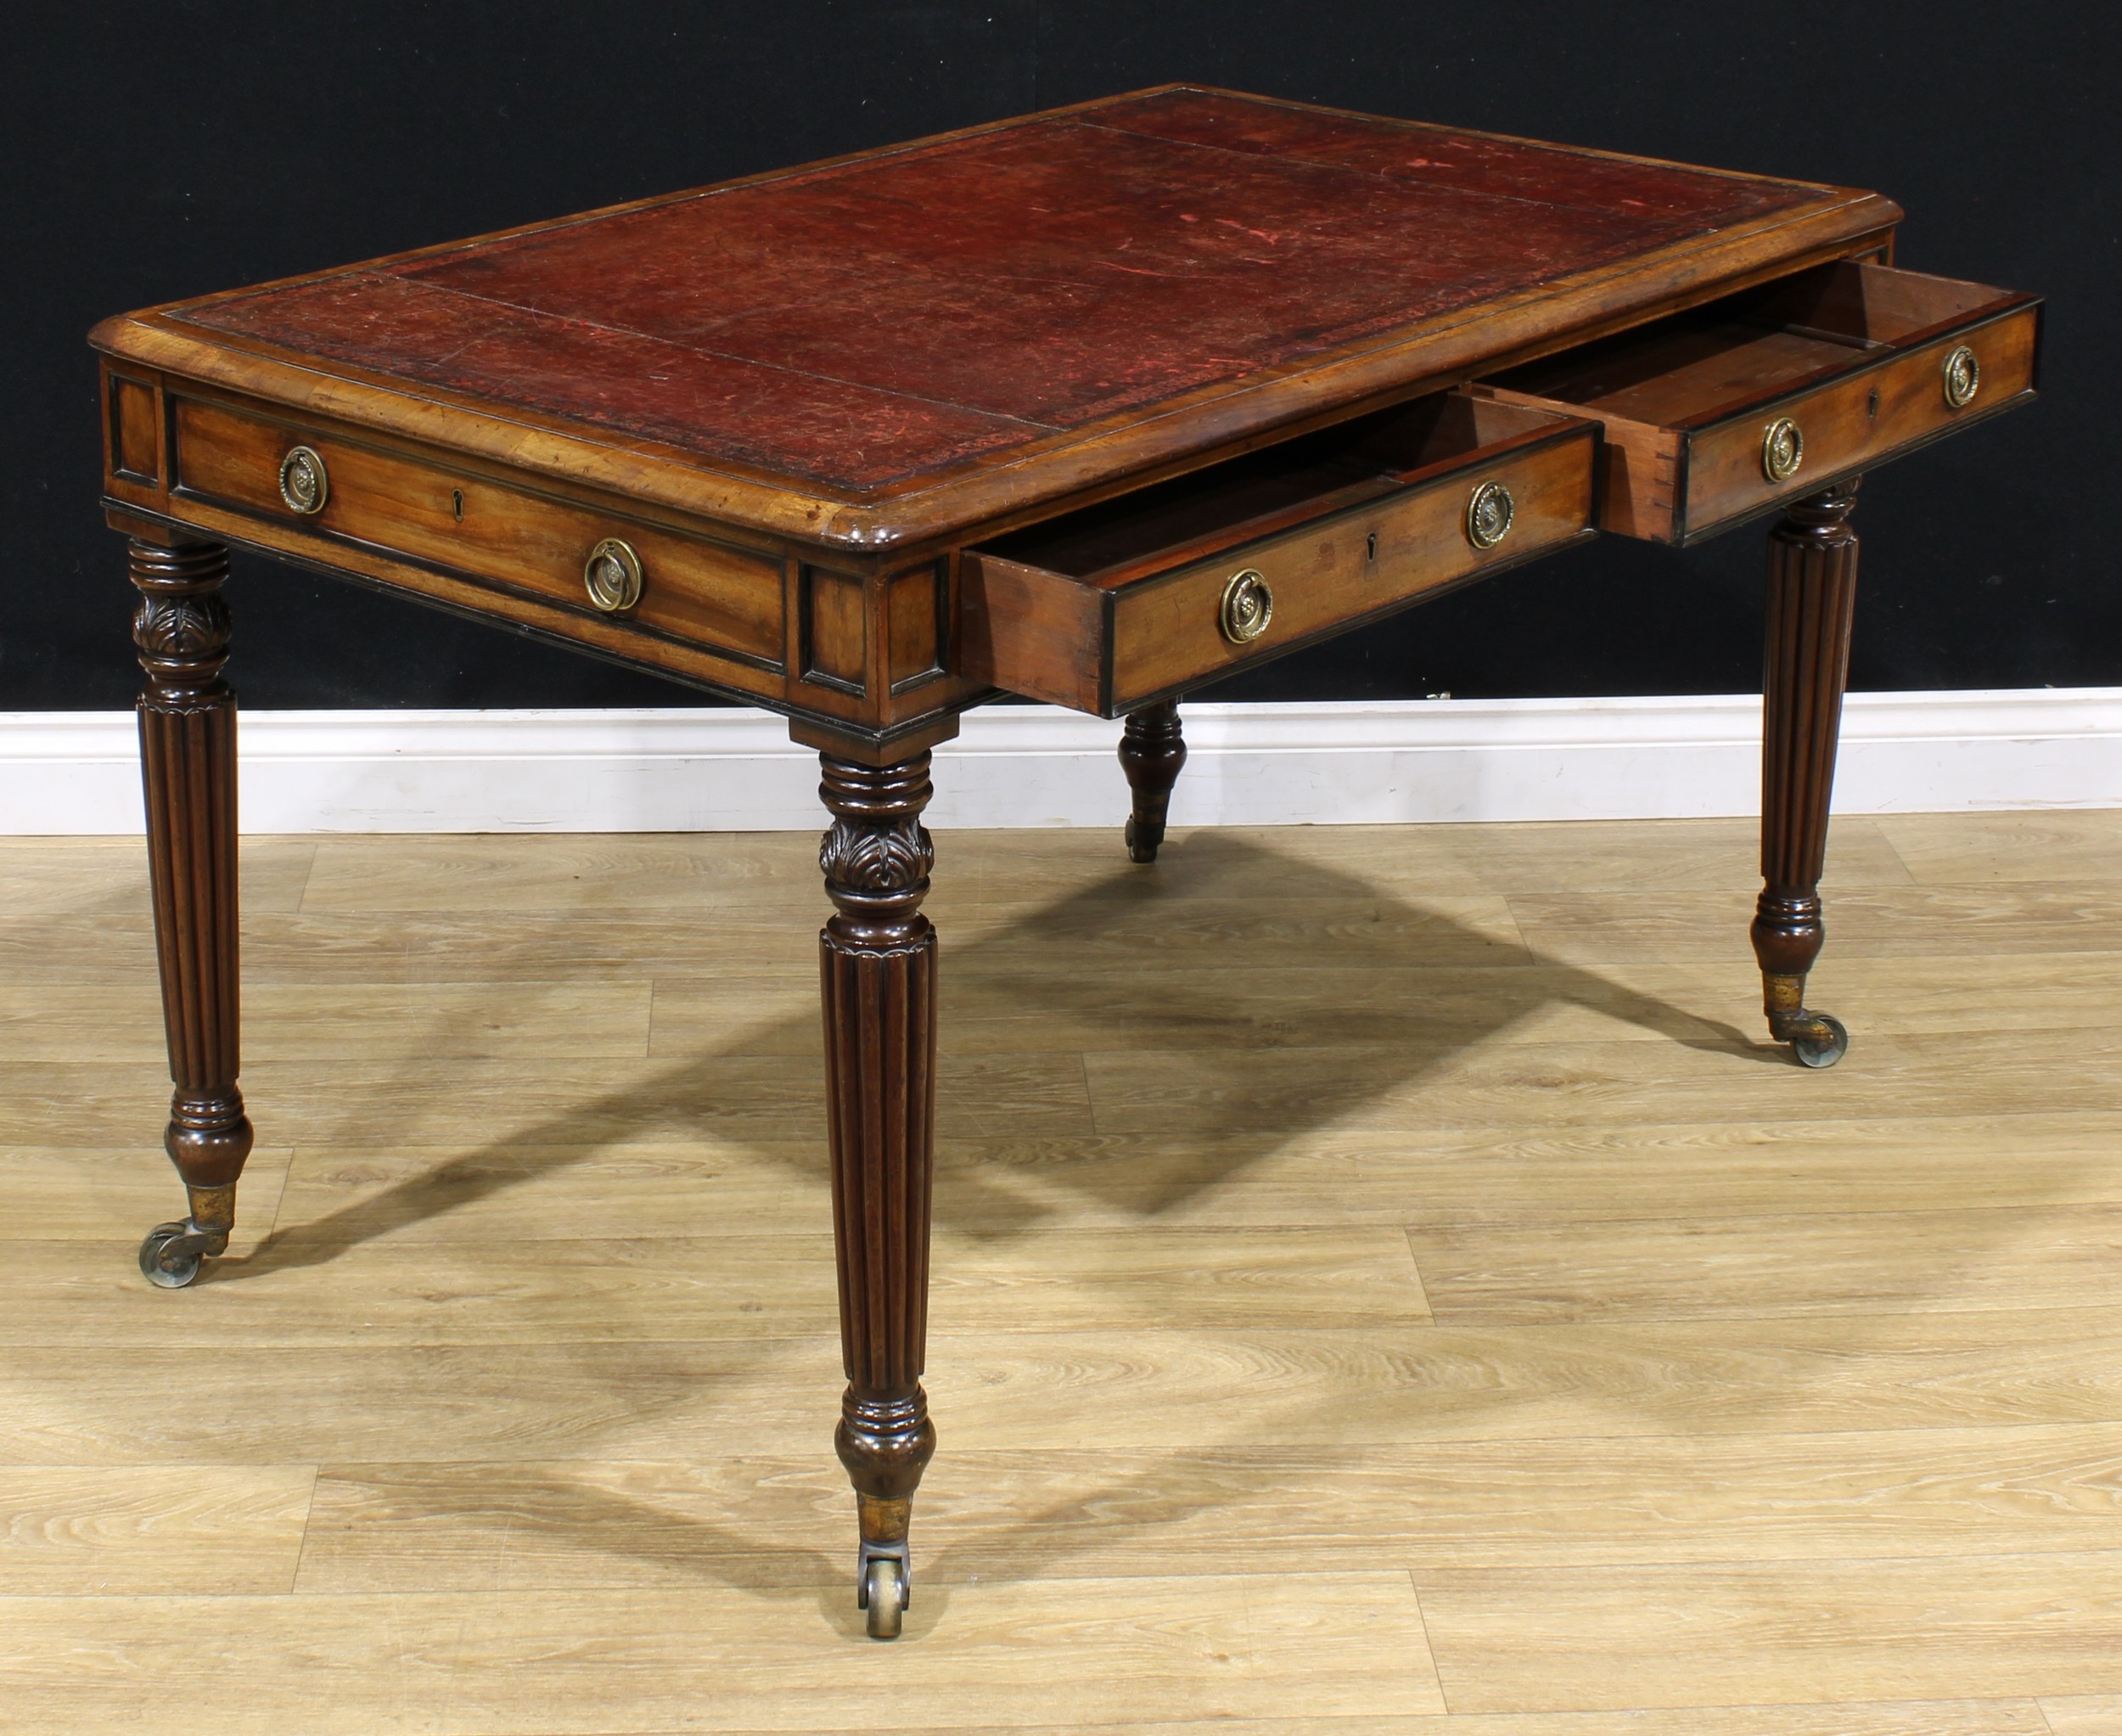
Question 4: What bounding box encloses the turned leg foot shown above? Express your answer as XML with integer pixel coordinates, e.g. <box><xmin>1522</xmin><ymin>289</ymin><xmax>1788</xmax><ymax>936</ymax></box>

<box><xmin>131</xmin><ymin>537</ymin><xmax>254</xmax><ymax>1284</ymax></box>
<box><xmin>817</xmin><ymin>750</ymin><xmax>940</xmax><ymax>1638</ymax></box>
<box><xmin>1754</xmin><ymin>482</ymin><xmax>1860</xmax><ymax>1070</ymax></box>
<box><xmin>1119</xmin><ymin>699</ymin><xmax>1186</xmax><ymax>863</ymax></box>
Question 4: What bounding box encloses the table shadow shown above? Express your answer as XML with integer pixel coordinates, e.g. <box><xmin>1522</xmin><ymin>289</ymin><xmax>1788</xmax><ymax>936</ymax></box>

<box><xmin>227</xmin><ymin>825</ymin><xmax>1769</xmax><ymax>1272</ymax></box>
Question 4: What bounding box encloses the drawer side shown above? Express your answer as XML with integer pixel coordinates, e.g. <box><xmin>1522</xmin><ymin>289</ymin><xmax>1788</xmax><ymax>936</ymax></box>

<box><xmin>1479</xmin><ymin>385</ymin><xmax>1681</xmax><ymax>542</ymax></box>
<box><xmin>958</xmin><ymin>552</ymin><xmax>1109</xmax><ymax>713</ymax></box>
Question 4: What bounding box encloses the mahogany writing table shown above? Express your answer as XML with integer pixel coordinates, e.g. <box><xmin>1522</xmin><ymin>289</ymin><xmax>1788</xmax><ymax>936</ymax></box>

<box><xmin>92</xmin><ymin>86</ymin><xmax>2041</xmax><ymax>1638</ymax></box>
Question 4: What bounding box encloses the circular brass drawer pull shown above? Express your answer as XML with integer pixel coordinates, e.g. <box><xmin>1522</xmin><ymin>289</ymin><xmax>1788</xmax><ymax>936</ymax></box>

<box><xmin>1219</xmin><ymin>568</ymin><xmax>1273</xmax><ymax>644</ymax></box>
<box><xmin>1761</xmin><ymin>417</ymin><xmax>1805</xmax><ymax>484</ymax></box>
<box><xmin>1942</xmin><ymin>344</ymin><xmax>1980</xmax><ymax>409</ymax></box>
<box><xmin>584</xmin><ymin>537</ymin><xmax>645</xmax><ymax>613</ymax></box>
<box><xmin>1465</xmin><ymin>479</ymin><xmax>1515</xmax><ymax>550</ymax></box>
<box><xmin>278</xmin><ymin>445</ymin><xmax>328</xmax><ymax>514</ymax></box>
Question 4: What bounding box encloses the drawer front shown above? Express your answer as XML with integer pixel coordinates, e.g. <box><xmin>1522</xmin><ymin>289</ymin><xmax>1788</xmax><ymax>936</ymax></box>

<box><xmin>1682</xmin><ymin>302</ymin><xmax>2040</xmax><ymax>536</ymax></box>
<box><xmin>170</xmin><ymin>396</ymin><xmax>786</xmax><ymax>669</ymax></box>
<box><xmin>1109</xmin><ymin>426</ymin><xmax>1594</xmax><ymax>711</ymax></box>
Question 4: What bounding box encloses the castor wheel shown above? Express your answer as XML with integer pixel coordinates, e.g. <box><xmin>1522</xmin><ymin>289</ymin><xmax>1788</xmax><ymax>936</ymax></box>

<box><xmin>138</xmin><ymin>1222</ymin><xmax>205</xmax><ymax>1289</ymax></box>
<box><xmin>860</xmin><ymin>1555</ymin><xmax>907</xmax><ymax>1640</ymax></box>
<box><xmin>1124</xmin><ymin>816</ymin><xmax>1161</xmax><ymax>864</ymax></box>
<box><xmin>1789</xmin><ymin>1013</ymin><xmax>1849</xmax><ymax>1070</ymax></box>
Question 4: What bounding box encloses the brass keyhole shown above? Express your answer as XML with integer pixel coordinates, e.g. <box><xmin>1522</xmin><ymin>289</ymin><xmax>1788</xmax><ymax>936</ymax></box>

<box><xmin>1866</xmin><ymin>386</ymin><xmax>1880</xmax><ymax>421</ymax></box>
<box><xmin>1366</xmin><ymin>531</ymin><xmax>1378</xmax><ymax>564</ymax></box>
<box><xmin>452</xmin><ymin>488</ymin><xmax>465</xmax><ymax>522</ymax></box>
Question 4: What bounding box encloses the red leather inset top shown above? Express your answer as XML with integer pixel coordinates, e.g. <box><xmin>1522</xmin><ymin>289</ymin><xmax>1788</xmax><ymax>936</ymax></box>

<box><xmin>177</xmin><ymin>88</ymin><xmax>1822</xmax><ymax>493</ymax></box>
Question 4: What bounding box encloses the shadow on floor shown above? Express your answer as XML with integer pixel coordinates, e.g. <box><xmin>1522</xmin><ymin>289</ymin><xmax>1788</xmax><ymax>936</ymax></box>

<box><xmin>229</xmin><ymin>824</ymin><xmax>1769</xmax><ymax>1269</ymax></box>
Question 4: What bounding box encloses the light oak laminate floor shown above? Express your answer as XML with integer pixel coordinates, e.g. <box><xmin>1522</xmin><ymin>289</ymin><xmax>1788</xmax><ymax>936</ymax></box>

<box><xmin>3</xmin><ymin>810</ymin><xmax>2120</xmax><ymax>1734</ymax></box>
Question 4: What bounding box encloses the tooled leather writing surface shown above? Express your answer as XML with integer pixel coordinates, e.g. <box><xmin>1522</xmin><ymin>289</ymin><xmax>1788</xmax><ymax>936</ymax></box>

<box><xmin>170</xmin><ymin>88</ymin><xmax>1826</xmax><ymax>497</ymax></box>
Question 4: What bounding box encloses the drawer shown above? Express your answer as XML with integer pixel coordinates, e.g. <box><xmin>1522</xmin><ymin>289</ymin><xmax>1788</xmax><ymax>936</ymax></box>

<box><xmin>168</xmin><ymin>396</ymin><xmax>786</xmax><ymax>669</ymax></box>
<box><xmin>961</xmin><ymin>390</ymin><xmax>1597</xmax><ymax>716</ymax></box>
<box><xmin>1480</xmin><ymin>261</ymin><xmax>2041</xmax><ymax>545</ymax></box>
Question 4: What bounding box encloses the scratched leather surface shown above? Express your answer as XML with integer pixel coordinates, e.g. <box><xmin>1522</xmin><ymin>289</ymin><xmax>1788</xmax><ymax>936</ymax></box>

<box><xmin>176</xmin><ymin>89</ymin><xmax>1817</xmax><ymax>494</ymax></box>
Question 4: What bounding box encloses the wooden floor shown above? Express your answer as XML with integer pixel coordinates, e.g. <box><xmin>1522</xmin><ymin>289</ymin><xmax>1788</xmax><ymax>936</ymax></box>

<box><xmin>4</xmin><ymin>809</ymin><xmax>2122</xmax><ymax>1733</ymax></box>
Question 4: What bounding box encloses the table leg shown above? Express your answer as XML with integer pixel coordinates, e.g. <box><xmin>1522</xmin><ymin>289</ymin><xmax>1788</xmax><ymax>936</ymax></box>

<box><xmin>1118</xmin><ymin>699</ymin><xmax>1187</xmax><ymax>863</ymax></box>
<box><xmin>817</xmin><ymin>749</ymin><xmax>940</xmax><ymax>1639</ymax></box>
<box><xmin>128</xmin><ymin>535</ymin><xmax>255</xmax><ymax>1285</ymax></box>
<box><xmin>1753</xmin><ymin>480</ymin><xmax>1861</xmax><ymax>1069</ymax></box>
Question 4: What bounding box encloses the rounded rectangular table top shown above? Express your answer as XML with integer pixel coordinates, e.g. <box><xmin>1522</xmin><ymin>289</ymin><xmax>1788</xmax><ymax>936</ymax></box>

<box><xmin>94</xmin><ymin>87</ymin><xmax>1899</xmax><ymax>550</ymax></box>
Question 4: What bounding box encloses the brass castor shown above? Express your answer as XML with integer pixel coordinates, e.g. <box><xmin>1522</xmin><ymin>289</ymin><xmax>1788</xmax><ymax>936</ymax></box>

<box><xmin>1124</xmin><ymin>814</ymin><xmax>1161</xmax><ymax>864</ymax></box>
<box><xmin>1788</xmin><ymin>1012</ymin><xmax>1850</xmax><ymax>1070</ymax></box>
<box><xmin>1761</xmin><ymin>974</ymin><xmax>1850</xmax><ymax>1070</ymax></box>
<box><xmin>137</xmin><ymin>1183</ymin><xmax>237</xmax><ymax>1289</ymax></box>
<box><xmin>138</xmin><ymin>1221</ymin><xmax>216</xmax><ymax>1288</ymax></box>
<box><xmin>861</xmin><ymin>1554</ymin><xmax>908</xmax><ymax>1640</ymax></box>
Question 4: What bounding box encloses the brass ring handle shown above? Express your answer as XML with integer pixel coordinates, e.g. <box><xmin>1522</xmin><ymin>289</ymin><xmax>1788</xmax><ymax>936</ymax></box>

<box><xmin>1761</xmin><ymin>417</ymin><xmax>1805</xmax><ymax>484</ymax></box>
<box><xmin>1942</xmin><ymin>345</ymin><xmax>1980</xmax><ymax>409</ymax></box>
<box><xmin>583</xmin><ymin>537</ymin><xmax>645</xmax><ymax>613</ymax></box>
<box><xmin>278</xmin><ymin>446</ymin><xmax>328</xmax><ymax>514</ymax></box>
<box><xmin>1465</xmin><ymin>479</ymin><xmax>1515</xmax><ymax>550</ymax></box>
<box><xmin>1218</xmin><ymin>568</ymin><xmax>1273</xmax><ymax>644</ymax></box>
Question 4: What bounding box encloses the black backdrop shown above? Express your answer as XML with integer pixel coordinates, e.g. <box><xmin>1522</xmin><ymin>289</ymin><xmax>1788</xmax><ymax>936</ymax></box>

<box><xmin>8</xmin><ymin>0</ymin><xmax>2114</xmax><ymax>711</ymax></box>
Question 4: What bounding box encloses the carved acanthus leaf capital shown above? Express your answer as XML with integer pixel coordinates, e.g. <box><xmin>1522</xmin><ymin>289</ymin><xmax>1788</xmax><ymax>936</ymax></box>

<box><xmin>819</xmin><ymin>816</ymin><xmax>933</xmax><ymax>895</ymax></box>
<box><xmin>132</xmin><ymin>593</ymin><xmax>231</xmax><ymax>659</ymax></box>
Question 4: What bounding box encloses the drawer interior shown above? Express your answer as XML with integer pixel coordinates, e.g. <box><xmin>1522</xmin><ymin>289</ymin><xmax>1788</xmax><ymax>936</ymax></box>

<box><xmin>1487</xmin><ymin>260</ymin><xmax>2014</xmax><ymax>429</ymax></box>
<box><xmin>978</xmin><ymin>390</ymin><xmax>1576</xmax><ymax>584</ymax></box>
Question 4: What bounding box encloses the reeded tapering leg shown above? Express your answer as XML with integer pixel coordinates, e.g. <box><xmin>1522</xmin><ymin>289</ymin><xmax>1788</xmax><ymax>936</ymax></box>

<box><xmin>1753</xmin><ymin>480</ymin><xmax>1861</xmax><ymax>1069</ymax></box>
<box><xmin>130</xmin><ymin>536</ymin><xmax>255</xmax><ymax>1285</ymax></box>
<box><xmin>817</xmin><ymin>750</ymin><xmax>940</xmax><ymax>1639</ymax></box>
<box><xmin>1119</xmin><ymin>699</ymin><xmax>1187</xmax><ymax>863</ymax></box>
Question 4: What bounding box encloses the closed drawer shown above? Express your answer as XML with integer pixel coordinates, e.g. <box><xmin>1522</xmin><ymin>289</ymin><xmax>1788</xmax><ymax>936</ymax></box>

<box><xmin>168</xmin><ymin>396</ymin><xmax>786</xmax><ymax>669</ymax></box>
<box><xmin>962</xmin><ymin>390</ymin><xmax>1597</xmax><ymax>716</ymax></box>
<box><xmin>1480</xmin><ymin>261</ymin><xmax>2041</xmax><ymax>545</ymax></box>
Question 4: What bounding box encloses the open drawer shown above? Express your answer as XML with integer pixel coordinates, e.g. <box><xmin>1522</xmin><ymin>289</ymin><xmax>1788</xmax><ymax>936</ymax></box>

<box><xmin>1480</xmin><ymin>260</ymin><xmax>2042</xmax><ymax>545</ymax></box>
<box><xmin>960</xmin><ymin>389</ymin><xmax>1596</xmax><ymax>716</ymax></box>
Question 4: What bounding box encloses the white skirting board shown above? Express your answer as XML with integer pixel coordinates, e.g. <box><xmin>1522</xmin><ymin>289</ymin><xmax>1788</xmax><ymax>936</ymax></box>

<box><xmin>4</xmin><ymin>689</ymin><xmax>2120</xmax><ymax>834</ymax></box>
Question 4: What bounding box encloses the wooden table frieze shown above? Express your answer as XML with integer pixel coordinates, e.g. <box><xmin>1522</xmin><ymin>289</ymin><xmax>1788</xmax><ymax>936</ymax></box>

<box><xmin>88</xmin><ymin>85</ymin><xmax>2041</xmax><ymax>1638</ymax></box>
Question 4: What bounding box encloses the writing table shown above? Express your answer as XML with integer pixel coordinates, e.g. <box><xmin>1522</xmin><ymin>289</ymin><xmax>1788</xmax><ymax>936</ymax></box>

<box><xmin>92</xmin><ymin>86</ymin><xmax>2041</xmax><ymax>1638</ymax></box>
